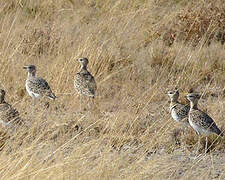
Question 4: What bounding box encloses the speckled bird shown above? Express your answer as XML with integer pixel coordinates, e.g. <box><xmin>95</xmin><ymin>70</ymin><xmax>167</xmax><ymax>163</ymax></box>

<box><xmin>23</xmin><ymin>65</ymin><xmax>56</xmax><ymax>101</ymax></box>
<box><xmin>0</xmin><ymin>89</ymin><xmax>21</xmax><ymax>129</ymax></box>
<box><xmin>186</xmin><ymin>93</ymin><xmax>223</xmax><ymax>154</ymax></box>
<box><xmin>167</xmin><ymin>90</ymin><xmax>190</xmax><ymax>126</ymax></box>
<box><xmin>74</xmin><ymin>58</ymin><xmax>97</xmax><ymax>109</ymax></box>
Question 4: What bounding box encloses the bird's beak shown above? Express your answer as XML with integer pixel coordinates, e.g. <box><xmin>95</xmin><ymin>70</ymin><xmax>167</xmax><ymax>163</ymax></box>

<box><xmin>23</xmin><ymin>66</ymin><xmax>28</xmax><ymax>69</ymax></box>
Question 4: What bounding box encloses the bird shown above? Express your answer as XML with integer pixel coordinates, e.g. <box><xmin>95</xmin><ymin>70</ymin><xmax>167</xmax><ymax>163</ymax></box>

<box><xmin>186</xmin><ymin>93</ymin><xmax>223</xmax><ymax>154</ymax></box>
<box><xmin>23</xmin><ymin>65</ymin><xmax>56</xmax><ymax>105</ymax></box>
<box><xmin>0</xmin><ymin>89</ymin><xmax>21</xmax><ymax>130</ymax></box>
<box><xmin>167</xmin><ymin>90</ymin><xmax>190</xmax><ymax>126</ymax></box>
<box><xmin>74</xmin><ymin>58</ymin><xmax>97</xmax><ymax>110</ymax></box>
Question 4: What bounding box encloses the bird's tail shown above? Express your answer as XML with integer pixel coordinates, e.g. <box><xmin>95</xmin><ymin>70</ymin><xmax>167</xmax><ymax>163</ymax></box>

<box><xmin>48</xmin><ymin>93</ymin><xmax>57</xmax><ymax>100</ymax></box>
<box><xmin>217</xmin><ymin>128</ymin><xmax>224</xmax><ymax>137</ymax></box>
<box><xmin>220</xmin><ymin>131</ymin><xmax>224</xmax><ymax>137</ymax></box>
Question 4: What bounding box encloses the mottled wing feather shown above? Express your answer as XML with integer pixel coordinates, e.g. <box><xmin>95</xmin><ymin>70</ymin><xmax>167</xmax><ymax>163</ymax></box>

<box><xmin>173</xmin><ymin>103</ymin><xmax>189</xmax><ymax>119</ymax></box>
<box><xmin>27</xmin><ymin>77</ymin><xmax>54</xmax><ymax>97</ymax></box>
<box><xmin>200</xmin><ymin>111</ymin><xmax>222</xmax><ymax>135</ymax></box>
<box><xmin>74</xmin><ymin>71</ymin><xmax>96</xmax><ymax>97</ymax></box>
<box><xmin>190</xmin><ymin>110</ymin><xmax>222</xmax><ymax>135</ymax></box>
<box><xmin>84</xmin><ymin>73</ymin><xmax>97</xmax><ymax>89</ymax></box>
<box><xmin>0</xmin><ymin>103</ymin><xmax>20</xmax><ymax>123</ymax></box>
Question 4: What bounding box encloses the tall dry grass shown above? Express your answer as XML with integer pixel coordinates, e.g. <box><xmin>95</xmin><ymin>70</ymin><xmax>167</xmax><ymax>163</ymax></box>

<box><xmin>0</xmin><ymin>0</ymin><xmax>225</xmax><ymax>179</ymax></box>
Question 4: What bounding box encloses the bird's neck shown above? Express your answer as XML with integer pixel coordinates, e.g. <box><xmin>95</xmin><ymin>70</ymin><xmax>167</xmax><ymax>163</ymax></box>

<box><xmin>190</xmin><ymin>101</ymin><xmax>198</xmax><ymax>110</ymax></box>
<box><xmin>81</xmin><ymin>65</ymin><xmax>87</xmax><ymax>71</ymax></box>
<box><xmin>28</xmin><ymin>72</ymin><xmax>36</xmax><ymax>78</ymax></box>
<box><xmin>170</xmin><ymin>101</ymin><xmax>178</xmax><ymax>111</ymax></box>
<box><xmin>0</xmin><ymin>97</ymin><xmax>5</xmax><ymax>103</ymax></box>
<box><xmin>170</xmin><ymin>98</ymin><xmax>178</xmax><ymax>103</ymax></box>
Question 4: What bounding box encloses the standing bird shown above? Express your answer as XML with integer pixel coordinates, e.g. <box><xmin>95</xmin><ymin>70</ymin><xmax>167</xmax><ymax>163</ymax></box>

<box><xmin>167</xmin><ymin>90</ymin><xmax>190</xmax><ymax>126</ymax></box>
<box><xmin>186</xmin><ymin>93</ymin><xmax>223</xmax><ymax>154</ymax></box>
<box><xmin>74</xmin><ymin>58</ymin><xmax>97</xmax><ymax>110</ymax></box>
<box><xmin>23</xmin><ymin>65</ymin><xmax>56</xmax><ymax>106</ymax></box>
<box><xmin>0</xmin><ymin>89</ymin><xmax>21</xmax><ymax>130</ymax></box>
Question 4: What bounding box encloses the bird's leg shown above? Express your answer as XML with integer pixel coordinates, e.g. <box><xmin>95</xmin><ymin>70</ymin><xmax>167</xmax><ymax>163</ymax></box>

<box><xmin>196</xmin><ymin>133</ymin><xmax>201</xmax><ymax>154</ymax></box>
<box><xmin>182</xmin><ymin>126</ymin><xmax>187</xmax><ymax>150</ymax></box>
<box><xmin>87</xmin><ymin>97</ymin><xmax>94</xmax><ymax>110</ymax></box>
<box><xmin>182</xmin><ymin>126</ymin><xmax>188</xmax><ymax>136</ymax></box>
<box><xmin>32</xmin><ymin>98</ymin><xmax>36</xmax><ymax>114</ymax></box>
<box><xmin>91</xmin><ymin>97</ymin><xmax>95</xmax><ymax>109</ymax></box>
<box><xmin>32</xmin><ymin>98</ymin><xmax>35</xmax><ymax>106</ymax></box>
<box><xmin>87</xmin><ymin>97</ymin><xmax>91</xmax><ymax>110</ymax></box>
<box><xmin>79</xmin><ymin>95</ymin><xmax>82</xmax><ymax>111</ymax></box>
<box><xmin>205</xmin><ymin>136</ymin><xmax>208</xmax><ymax>154</ymax></box>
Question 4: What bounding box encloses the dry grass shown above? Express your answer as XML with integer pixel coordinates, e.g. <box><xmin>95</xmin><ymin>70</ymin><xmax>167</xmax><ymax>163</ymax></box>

<box><xmin>0</xmin><ymin>0</ymin><xmax>225</xmax><ymax>179</ymax></box>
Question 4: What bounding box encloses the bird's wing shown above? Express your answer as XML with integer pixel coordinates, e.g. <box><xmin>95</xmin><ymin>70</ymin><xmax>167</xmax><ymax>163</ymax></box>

<box><xmin>75</xmin><ymin>72</ymin><xmax>97</xmax><ymax>92</ymax></box>
<box><xmin>28</xmin><ymin>77</ymin><xmax>52</xmax><ymax>94</ymax></box>
<box><xmin>173</xmin><ymin>103</ymin><xmax>189</xmax><ymax>119</ymax></box>
<box><xmin>0</xmin><ymin>103</ymin><xmax>20</xmax><ymax>123</ymax></box>
<box><xmin>199</xmin><ymin>110</ymin><xmax>222</xmax><ymax>135</ymax></box>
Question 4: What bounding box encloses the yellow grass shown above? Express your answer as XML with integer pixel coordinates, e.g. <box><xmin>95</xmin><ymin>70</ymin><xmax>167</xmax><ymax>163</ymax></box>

<box><xmin>0</xmin><ymin>0</ymin><xmax>225</xmax><ymax>179</ymax></box>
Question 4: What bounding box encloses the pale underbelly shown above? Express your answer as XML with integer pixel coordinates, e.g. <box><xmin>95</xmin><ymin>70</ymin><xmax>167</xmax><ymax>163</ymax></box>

<box><xmin>26</xmin><ymin>84</ymin><xmax>42</xmax><ymax>99</ymax></box>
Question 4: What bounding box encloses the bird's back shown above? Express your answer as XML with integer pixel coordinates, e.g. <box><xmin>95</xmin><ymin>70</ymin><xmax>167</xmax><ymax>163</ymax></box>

<box><xmin>74</xmin><ymin>69</ymin><xmax>96</xmax><ymax>97</ymax></box>
<box><xmin>0</xmin><ymin>102</ymin><xmax>20</xmax><ymax>127</ymax></box>
<box><xmin>26</xmin><ymin>76</ymin><xmax>56</xmax><ymax>99</ymax></box>
<box><xmin>189</xmin><ymin>109</ymin><xmax>223</xmax><ymax>136</ymax></box>
<box><xmin>170</xmin><ymin>102</ymin><xmax>190</xmax><ymax>125</ymax></box>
